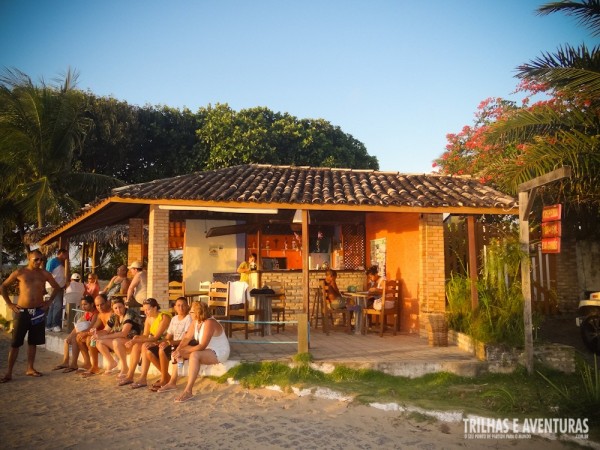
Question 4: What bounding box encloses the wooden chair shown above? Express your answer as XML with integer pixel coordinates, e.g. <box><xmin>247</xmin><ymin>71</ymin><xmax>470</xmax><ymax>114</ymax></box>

<box><xmin>198</xmin><ymin>281</ymin><xmax>211</xmax><ymax>304</ymax></box>
<box><xmin>269</xmin><ymin>281</ymin><xmax>287</xmax><ymax>333</ymax></box>
<box><xmin>362</xmin><ymin>279</ymin><xmax>401</xmax><ymax>337</ymax></box>
<box><xmin>322</xmin><ymin>280</ymin><xmax>352</xmax><ymax>335</ymax></box>
<box><xmin>227</xmin><ymin>281</ymin><xmax>264</xmax><ymax>340</ymax></box>
<box><xmin>207</xmin><ymin>281</ymin><xmax>229</xmax><ymax>320</ymax></box>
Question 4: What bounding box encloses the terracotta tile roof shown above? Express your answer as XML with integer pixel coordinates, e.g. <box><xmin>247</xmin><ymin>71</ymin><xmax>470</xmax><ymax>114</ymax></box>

<box><xmin>112</xmin><ymin>164</ymin><xmax>517</xmax><ymax>209</ymax></box>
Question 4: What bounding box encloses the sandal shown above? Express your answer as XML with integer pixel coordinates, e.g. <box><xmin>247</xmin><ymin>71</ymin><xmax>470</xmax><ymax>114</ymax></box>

<box><xmin>118</xmin><ymin>379</ymin><xmax>133</xmax><ymax>387</ymax></box>
<box><xmin>131</xmin><ymin>382</ymin><xmax>147</xmax><ymax>389</ymax></box>
<box><xmin>157</xmin><ymin>385</ymin><xmax>177</xmax><ymax>393</ymax></box>
<box><xmin>62</xmin><ymin>367</ymin><xmax>78</xmax><ymax>373</ymax></box>
<box><xmin>26</xmin><ymin>370</ymin><xmax>43</xmax><ymax>377</ymax></box>
<box><xmin>175</xmin><ymin>391</ymin><xmax>193</xmax><ymax>403</ymax></box>
<box><xmin>52</xmin><ymin>365</ymin><xmax>69</xmax><ymax>371</ymax></box>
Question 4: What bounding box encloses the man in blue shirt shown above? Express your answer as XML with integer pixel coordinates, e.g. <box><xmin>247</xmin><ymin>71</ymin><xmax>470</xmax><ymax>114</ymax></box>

<box><xmin>45</xmin><ymin>248</ymin><xmax>68</xmax><ymax>332</ymax></box>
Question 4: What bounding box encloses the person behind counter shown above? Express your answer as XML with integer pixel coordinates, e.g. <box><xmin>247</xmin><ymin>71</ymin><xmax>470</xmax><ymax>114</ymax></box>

<box><xmin>237</xmin><ymin>253</ymin><xmax>257</xmax><ymax>283</ymax></box>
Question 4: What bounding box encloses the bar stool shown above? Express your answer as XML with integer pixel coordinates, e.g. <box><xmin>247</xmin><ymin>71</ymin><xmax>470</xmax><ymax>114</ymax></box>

<box><xmin>310</xmin><ymin>281</ymin><xmax>325</xmax><ymax>331</ymax></box>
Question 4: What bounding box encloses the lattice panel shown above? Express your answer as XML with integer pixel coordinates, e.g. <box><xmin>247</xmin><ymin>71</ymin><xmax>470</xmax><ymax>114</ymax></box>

<box><xmin>169</xmin><ymin>222</ymin><xmax>186</xmax><ymax>249</ymax></box>
<box><xmin>342</xmin><ymin>224</ymin><xmax>365</xmax><ymax>269</ymax></box>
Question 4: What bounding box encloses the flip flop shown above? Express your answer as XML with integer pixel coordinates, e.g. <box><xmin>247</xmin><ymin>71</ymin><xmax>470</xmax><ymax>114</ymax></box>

<box><xmin>0</xmin><ymin>376</ymin><xmax>11</xmax><ymax>383</ymax></box>
<box><xmin>26</xmin><ymin>370</ymin><xmax>43</xmax><ymax>377</ymax></box>
<box><xmin>52</xmin><ymin>365</ymin><xmax>69</xmax><ymax>371</ymax></box>
<box><xmin>118</xmin><ymin>379</ymin><xmax>133</xmax><ymax>387</ymax></box>
<box><xmin>80</xmin><ymin>371</ymin><xmax>97</xmax><ymax>378</ymax></box>
<box><xmin>151</xmin><ymin>380</ymin><xmax>163</xmax><ymax>389</ymax></box>
<box><xmin>131</xmin><ymin>382</ymin><xmax>147</xmax><ymax>389</ymax></box>
<box><xmin>102</xmin><ymin>367</ymin><xmax>119</xmax><ymax>376</ymax></box>
<box><xmin>157</xmin><ymin>385</ymin><xmax>176</xmax><ymax>393</ymax></box>
<box><xmin>62</xmin><ymin>367</ymin><xmax>78</xmax><ymax>373</ymax></box>
<box><xmin>174</xmin><ymin>391</ymin><xmax>193</xmax><ymax>403</ymax></box>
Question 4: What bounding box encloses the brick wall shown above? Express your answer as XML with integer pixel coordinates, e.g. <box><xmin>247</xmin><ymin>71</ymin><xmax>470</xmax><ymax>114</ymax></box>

<box><xmin>148</xmin><ymin>206</ymin><xmax>169</xmax><ymax>308</ymax></box>
<box><xmin>260</xmin><ymin>270</ymin><xmax>365</xmax><ymax>322</ymax></box>
<box><xmin>128</xmin><ymin>218</ymin><xmax>144</xmax><ymax>267</ymax></box>
<box><xmin>419</xmin><ymin>214</ymin><xmax>446</xmax><ymax>337</ymax></box>
<box><xmin>556</xmin><ymin>234</ymin><xmax>580</xmax><ymax>312</ymax></box>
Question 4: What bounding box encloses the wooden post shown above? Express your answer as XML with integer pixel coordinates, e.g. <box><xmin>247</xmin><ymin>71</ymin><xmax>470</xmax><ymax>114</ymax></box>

<box><xmin>301</xmin><ymin>210</ymin><xmax>310</xmax><ymax>352</ymax></box>
<box><xmin>467</xmin><ymin>216</ymin><xmax>479</xmax><ymax>310</ymax></box>
<box><xmin>518</xmin><ymin>166</ymin><xmax>571</xmax><ymax>375</ymax></box>
<box><xmin>519</xmin><ymin>191</ymin><xmax>534</xmax><ymax>375</ymax></box>
<box><xmin>301</xmin><ymin>210</ymin><xmax>309</xmax><ymax>313</ymax></box>
<box><xmin>297</xmin><ymin>313</ymin><xmax>309</xmax><ymax>353</ymax></box>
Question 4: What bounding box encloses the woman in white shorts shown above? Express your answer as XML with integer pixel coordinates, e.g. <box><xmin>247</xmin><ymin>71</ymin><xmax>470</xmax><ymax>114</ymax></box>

<box><xmin>171</xmin><ymin>301</ymin><xmax>230</xmax><ymax>403</ymax></box>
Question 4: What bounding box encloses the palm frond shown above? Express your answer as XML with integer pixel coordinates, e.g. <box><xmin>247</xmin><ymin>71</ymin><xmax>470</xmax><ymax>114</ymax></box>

<box><xmin>517</xmin><ymin>45</ymin><xmax>600</xmax><ymax>96</ymax></box>
<box><xmin>538</xmin><ymin>1</ymin><xmax>600</xmax><ymax>37</ymax></box>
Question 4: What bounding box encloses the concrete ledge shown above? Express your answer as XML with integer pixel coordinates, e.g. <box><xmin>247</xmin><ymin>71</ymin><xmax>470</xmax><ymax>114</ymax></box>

<box><xmin>43</xmin><ymin>332</ymin><xmax>239</xmax><ymax>377</ymax></box>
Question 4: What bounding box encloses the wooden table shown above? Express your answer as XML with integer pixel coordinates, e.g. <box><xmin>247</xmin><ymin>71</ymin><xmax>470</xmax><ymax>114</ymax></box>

<box><xmin>343</xmin><ymin>291</ymin><xmax>369</xmax><ymax>335</ymax></box>
<box><xmin>183</xmin><ymin>290</ymin><xmax>209</xmax><ymax>305</ymax></box>
<box><xmin>250</xmin><ymin>293</ymin><xmax>280</xmax><ymax>336</ymax></box>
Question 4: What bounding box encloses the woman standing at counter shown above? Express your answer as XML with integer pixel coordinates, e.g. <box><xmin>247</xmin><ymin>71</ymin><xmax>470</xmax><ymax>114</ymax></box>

<box><xmin>237</xmin><ymin>253</ymin><xmax>257</xmax><ymax>283</ymax></box>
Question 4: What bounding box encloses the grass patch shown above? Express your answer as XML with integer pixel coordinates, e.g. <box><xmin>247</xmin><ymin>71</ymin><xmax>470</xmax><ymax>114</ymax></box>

<box><xmin>218</xmin><ymin>358</ymin><xmax>600</xmax><ymax>440</ymax></box>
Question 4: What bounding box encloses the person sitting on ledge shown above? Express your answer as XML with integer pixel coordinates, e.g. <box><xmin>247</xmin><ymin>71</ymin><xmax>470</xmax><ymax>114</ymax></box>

<box><xmin>126</xmin><ymin>261</ymin><xmax>146</xmax><ymax>308</ymax></box>
<box><xmin>95</xmin><ymin>297</ymin><xmax>142</xmax><ymax>379</ymax></box>
<box><xmin>77</xmin><ymin>293</ymin><xmax>113</xmax><ymax>377</ymax></box>
<box><xmin>169</xmin><ymin>301</ymin><xmax>230</xmax><ymax>402</ymax></box>
<box><xmin>124</xmin><ymin>298</ymin><xmax>171</xmax><ymax>389</ymax></box>
<box><xmin>101</xmin><ymin>265</ymin><xmax>130</xmax><ymax>300</ymax></box>
<box><xmin>53</xmin><ymin>295</ymin><xmax>96</xmax><ymax>373</ymax></box>
<box><xmin>148</xmin><ymin>297</ymin><xmax>192</xmax><ymax>392</ymax></box>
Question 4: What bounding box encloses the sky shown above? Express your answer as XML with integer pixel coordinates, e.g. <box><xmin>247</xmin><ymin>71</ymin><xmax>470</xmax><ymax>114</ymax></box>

<box><xmin>0</xmin><ymin>0</ymin><xmax>594</xmax><ymax>173</ymax></box>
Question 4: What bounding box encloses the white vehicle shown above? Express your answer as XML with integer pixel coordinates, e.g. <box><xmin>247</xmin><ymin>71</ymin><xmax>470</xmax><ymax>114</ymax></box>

<box><xmin>576</xmin><ymin>292</ymin><xmax>600</xmax><ymax>354</ymax></box>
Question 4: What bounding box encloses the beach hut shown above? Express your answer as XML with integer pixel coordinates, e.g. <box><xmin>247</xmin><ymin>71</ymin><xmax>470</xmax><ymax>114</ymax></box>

<box><xmin>36</xmin><ymin>164</ymin><xmax>518</xmax><ymax>338</ymax></box>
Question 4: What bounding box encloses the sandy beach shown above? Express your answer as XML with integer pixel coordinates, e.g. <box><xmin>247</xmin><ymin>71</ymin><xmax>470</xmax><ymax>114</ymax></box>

<box><xmin>0</xmin><ymin>333</ymin><xmax>586</xmax><ymax>450</ymax></box>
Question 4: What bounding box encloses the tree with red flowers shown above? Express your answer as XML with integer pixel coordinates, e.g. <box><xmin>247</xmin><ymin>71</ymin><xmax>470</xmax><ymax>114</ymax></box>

<box><xmin>435</xmin><ymin>1</ymin><xmax>600</xmax><ymax>236</ymax></box>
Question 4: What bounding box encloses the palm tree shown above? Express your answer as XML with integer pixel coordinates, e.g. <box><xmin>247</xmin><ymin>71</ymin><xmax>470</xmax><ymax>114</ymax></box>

<box><xmin>0</xmin><ymin>67</ymin><xmax>121</xmax><ymax>231</ymax></box>
<box><xmin>482</xmin><ymin>1</ymin><xmax>600</xmax><ymax>221</ymax></box>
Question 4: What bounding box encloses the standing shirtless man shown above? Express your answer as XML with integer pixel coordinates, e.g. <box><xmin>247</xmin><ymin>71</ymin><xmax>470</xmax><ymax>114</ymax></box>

<box><xmin>1</xmin><ymin>249</ymin><xmax>61</xmax><ymax>382</ymax></box>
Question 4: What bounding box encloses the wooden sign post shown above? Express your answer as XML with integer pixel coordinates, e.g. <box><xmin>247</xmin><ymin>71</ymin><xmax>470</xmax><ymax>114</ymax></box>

<box><xmin>518</xmin><ymin>167</ymin><xmax>571</xmax><ymax>375</ymax></box>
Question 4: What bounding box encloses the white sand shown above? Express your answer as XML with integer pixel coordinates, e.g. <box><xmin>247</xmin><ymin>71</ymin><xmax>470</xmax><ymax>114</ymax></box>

<box><xmin>0</xmin><ymin>333</ymin><xmax>584</xmax><ymax>449</ymax></box>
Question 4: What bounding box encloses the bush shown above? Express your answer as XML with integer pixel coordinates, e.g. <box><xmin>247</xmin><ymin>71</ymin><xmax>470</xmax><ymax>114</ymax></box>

<box><xmin>446</xmin><ymin>233</ymin><xmax>527</xmax><ymax>347</ymax></box>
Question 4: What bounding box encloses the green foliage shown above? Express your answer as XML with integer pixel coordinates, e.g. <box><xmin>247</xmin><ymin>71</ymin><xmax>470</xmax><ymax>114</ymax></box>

<box><xmin>537</xmin><ymin>356</ymin><xmax>600</xmax><ymax>427</ymax></box>
<box><xmin>0</xmin><ymin>68</ymin><xmax>121</xmax><ymax>228</ymax></box>
<box><xmin>197</xmin><ymin>103</ymin><xmax>379</xmax><ymax>170</ymax></box>
<box><xmin>436</xmin><ymin>2</ymin><xmax>600</xmax><ymax>238</ymax></box>
<box><xmin>219</xmin><ymin>359</ymin><xmax>595</xmax><ymax>426</ymax></box>
<box><xmin>292</xmin><ymin>352</ymin><xmax>313</xmax><ymax>363</ymax></box>
<box><xmin>446</xmin><ymin>232</ymin><xmax>526</xmax><ymax>347</ymax></box>
<box><xmin>445</xmin><ymin>272</ymin><xmax>472</xmax><ymax>333</ymax></box>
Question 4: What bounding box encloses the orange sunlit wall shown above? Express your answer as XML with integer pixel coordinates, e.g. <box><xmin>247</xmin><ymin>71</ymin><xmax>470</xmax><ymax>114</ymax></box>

<box><xmin>365</xmin><ymin>212</ymin><xmax>420</xmax><ymax>333</ymax></box>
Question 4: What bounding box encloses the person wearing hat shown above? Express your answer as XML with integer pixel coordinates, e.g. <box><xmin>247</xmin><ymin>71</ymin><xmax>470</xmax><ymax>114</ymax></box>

<box><xmin>65</xmin><ymin>273</ymin><xmax>85</xmax><ymax>298</ymax></box>
<box><xmin>126</xmin><ymin>261</ymin><xmax>147</xmax><ymax>308</ymax></box>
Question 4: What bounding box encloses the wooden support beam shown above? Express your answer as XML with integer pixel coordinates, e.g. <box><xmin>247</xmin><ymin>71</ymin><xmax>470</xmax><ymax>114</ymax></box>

<box><xmin>518</xmin><ymin>166</ymin><xmax>571</xmax><ymax>192</ymax></box>
<box><xmin>467</xmin><ymin>216</ymin><xmax>479</xmax><ymax>310</ymax></box>
<box><xmin>519</xmin><ymin>166</ymin><xmax>571</xmax><ymax>375</ymax></box>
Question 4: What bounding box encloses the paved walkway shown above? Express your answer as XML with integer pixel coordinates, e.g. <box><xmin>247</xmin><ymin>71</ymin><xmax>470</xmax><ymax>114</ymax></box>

<box><xmin>228</xmin><ymin>326</ymin><xmax>486</xmax><ymax>377</ymax></box>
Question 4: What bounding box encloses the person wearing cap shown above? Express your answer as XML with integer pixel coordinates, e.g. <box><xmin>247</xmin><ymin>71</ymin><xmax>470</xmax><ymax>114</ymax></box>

<box><xmin>65</xmin><ymin>273</ymin><xmax>85</xmax><ymax>298</ymax></box>
<box><xmin>126</xmin><ymin>261</ymin><xmax>147</xmax><ymax>308</ymax></box>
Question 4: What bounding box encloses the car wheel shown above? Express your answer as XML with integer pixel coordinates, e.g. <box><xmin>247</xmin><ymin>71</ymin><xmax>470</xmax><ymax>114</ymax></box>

<box><xmin>580</xmin><ymin>314</ymin><xmax>600</xmax><ymax>354</ymax></box>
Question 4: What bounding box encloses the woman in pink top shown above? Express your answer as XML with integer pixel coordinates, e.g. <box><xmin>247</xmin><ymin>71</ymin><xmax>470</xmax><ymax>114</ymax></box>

<box><xmin>84</xmin><ymin>273</ymin><xmax>100</xmax><ymax>299</ymax></box>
